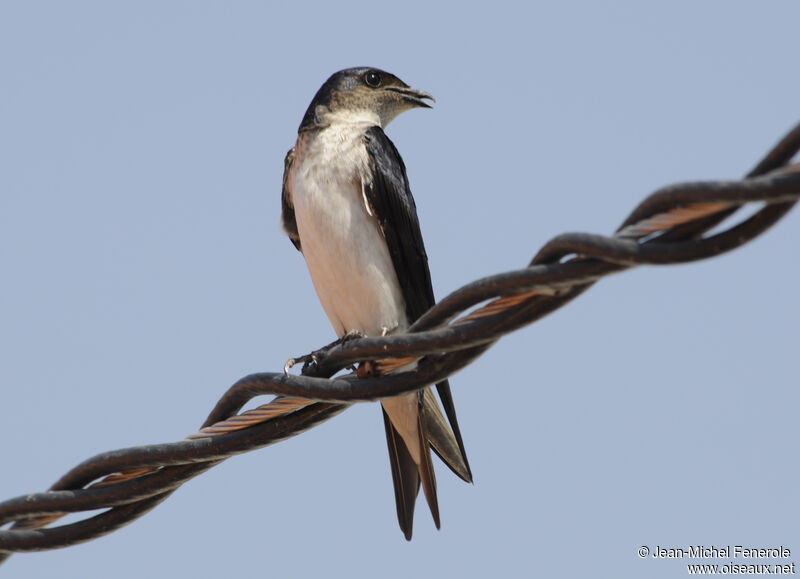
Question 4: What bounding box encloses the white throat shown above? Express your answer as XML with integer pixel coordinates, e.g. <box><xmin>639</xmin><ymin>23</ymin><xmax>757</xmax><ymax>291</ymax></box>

<box><xmin>317</xmin><ymin>107</ymin><xmax>382</xmax><ymax>129</ymax></box>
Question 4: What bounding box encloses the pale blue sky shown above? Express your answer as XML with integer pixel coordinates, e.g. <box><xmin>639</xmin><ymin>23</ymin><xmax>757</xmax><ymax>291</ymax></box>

<box><xmin>1</xmin><ymin>2</ymin><xmax>798</xmax><ymax>578</ymax></box>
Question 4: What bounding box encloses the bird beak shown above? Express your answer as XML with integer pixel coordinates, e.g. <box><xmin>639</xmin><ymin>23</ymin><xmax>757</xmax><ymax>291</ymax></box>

<box><xmin>387</xmin><ymin>86</ymin><xmax>435</xmax><ymax>109</ymax></box>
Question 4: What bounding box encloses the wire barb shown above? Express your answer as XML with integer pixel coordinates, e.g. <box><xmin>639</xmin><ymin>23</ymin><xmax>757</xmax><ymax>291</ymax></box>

<box><xmin>1</xmin><ymin>122</ymin><xmax>799</xmax><ymax>563</ymax></box>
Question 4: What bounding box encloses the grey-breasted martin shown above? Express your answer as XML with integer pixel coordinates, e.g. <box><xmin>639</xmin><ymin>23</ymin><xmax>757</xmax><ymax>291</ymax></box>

<box><xmin>281</xmin><ymin>67</ymin><xmax>472</xmax><ymax>539</ymax></box>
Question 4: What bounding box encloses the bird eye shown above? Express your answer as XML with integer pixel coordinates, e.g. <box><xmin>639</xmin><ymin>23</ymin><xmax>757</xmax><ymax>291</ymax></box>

<box><xmin>364</xmin><ymin>71</ymin><xmax>382</xmax><ymax>88</ymax></box>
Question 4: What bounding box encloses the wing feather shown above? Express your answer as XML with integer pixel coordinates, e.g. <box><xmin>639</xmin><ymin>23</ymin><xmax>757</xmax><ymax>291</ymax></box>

<box><xmin>280</xmin><ymin>146</ymin><xmax>302</xmax><ymax>252</ymax></box>
<box><xmin>363</xmin><ymin>127</ymin><xmax>472</xmax><ymax>482</ymax></box>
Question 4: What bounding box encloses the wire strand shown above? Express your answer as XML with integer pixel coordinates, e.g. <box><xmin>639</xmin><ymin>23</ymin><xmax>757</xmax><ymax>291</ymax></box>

<box><xmin>1</xmin><ymin>122</ymin><xmax>798</xmax><ymax>562</ymax></box>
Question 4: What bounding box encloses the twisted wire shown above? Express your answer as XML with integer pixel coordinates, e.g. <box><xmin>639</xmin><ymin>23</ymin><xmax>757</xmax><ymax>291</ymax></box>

<box><xmin>1</xmin><ymin>122</ymin><xmax>798</xmax><ymax>562</ymax></box>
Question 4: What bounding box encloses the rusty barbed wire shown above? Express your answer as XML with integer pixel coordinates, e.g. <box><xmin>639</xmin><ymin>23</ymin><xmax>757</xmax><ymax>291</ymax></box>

<box><xmin>1</xmin><ymin>122</ymin><xmax>799</xmax><ymax>563</ymax></box>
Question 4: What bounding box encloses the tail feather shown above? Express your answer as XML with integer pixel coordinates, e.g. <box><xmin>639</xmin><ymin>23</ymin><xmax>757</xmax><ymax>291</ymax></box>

<box><xmin>416</xmin><ymin>394</ymin><xmax>440</xmax><ymax>529</ymax></box>
<box><xmin>421</xmin><ymin>388</ymin><xmax>472</xmax><ymax>483</ymax></box>
<box><xmin>382</xmin><ymin>409</ymin><xmax>419</xmax><ymax>541</ymax></box>
<box><xmin>382</xmin><ymin>385</ymin><xmax>471</xmax><ymax>539</ymax></box>
<box><xmin>433</xmin><ymin>379</ymin><xmax>472</xmax><ymax>481</ymax></box>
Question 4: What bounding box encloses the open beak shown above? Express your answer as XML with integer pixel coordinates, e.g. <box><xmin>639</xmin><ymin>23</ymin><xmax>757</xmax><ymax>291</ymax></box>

<box><xmin>387</xmin><ymin>85</ymin><xmax>435</xmax><ymax>109</ymax></box>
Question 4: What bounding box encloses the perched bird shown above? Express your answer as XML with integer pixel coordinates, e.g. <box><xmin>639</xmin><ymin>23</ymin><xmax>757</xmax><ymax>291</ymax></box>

<box><xmin>281</xmin><ymin>67</ymin><xmax>472</xmax><ymax>539</ymax></box>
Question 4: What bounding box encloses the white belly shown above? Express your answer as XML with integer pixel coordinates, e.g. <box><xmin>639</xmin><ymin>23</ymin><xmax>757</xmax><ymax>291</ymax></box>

<box><xmin>291</xmin><ymin>129</ymin><xmax>407</xmax><ymax>338</ymax></box>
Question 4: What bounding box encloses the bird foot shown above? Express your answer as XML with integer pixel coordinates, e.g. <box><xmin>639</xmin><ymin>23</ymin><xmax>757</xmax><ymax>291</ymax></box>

<box><xmin>342</xmin><ymin>329</ymin><xmax>368</xmax><ymax>342</ymax></box>
<box><xmin>284</xmin><ymin>330</ymin><xmax>368</xmax><ymax>375</ymax></box>
<box><xmin>284</xmin><ymin>352</ymin><xmax>319</xmax><ymax>375</ymax></box>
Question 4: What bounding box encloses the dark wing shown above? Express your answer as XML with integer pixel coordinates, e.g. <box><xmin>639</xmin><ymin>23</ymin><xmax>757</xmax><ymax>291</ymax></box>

<box><xmin>362</xmin><ymin>127</ymin><xmax>433</xmax><ymax>321</ymax></box>
<box><xmin>363</xmin><ymin>126</ymin><xmax>472</xmax><ymax>482</ymax></box>
<box><xmin>280</xmin><ymin>146</ymin><xmax>301</xmax><ymax>252</ymax></box>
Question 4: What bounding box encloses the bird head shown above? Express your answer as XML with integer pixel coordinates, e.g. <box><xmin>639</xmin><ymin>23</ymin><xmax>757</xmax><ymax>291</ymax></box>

<box><xmin>299</xmin><ymin>67</ymin><xmax>434</xmax><ymax>131</ymax></box>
